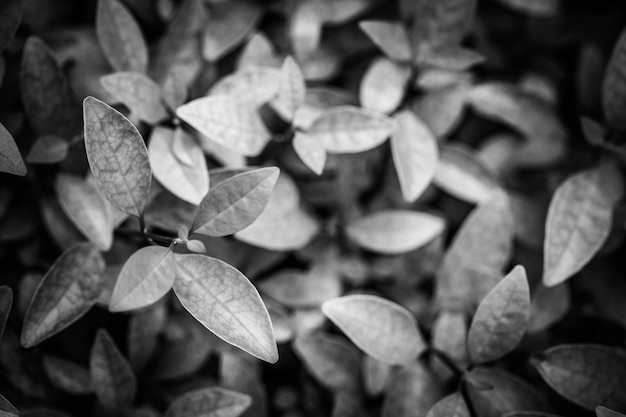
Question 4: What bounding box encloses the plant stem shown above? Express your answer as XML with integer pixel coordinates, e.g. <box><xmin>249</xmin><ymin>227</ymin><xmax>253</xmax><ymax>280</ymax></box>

<box><xmin>429</xmin><ymin>347</ymin><xmax>464</xmax><ymax>378</ymax></box>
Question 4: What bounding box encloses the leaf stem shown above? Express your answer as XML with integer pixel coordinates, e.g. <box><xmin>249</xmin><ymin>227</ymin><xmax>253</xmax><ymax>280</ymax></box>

<box><xmin>429</xmin><ymin>347</ymin><xmax>464</xmax><ymax>378</ymax></box>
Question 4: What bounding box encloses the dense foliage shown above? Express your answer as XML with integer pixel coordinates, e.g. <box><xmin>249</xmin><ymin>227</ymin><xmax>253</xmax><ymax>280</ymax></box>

<box><xmin>0</xmin><ymin>0</ymin><xmax>626</xmax><ymax>416</ymax></box>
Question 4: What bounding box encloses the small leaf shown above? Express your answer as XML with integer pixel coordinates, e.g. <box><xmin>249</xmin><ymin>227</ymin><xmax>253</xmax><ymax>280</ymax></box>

<box><xmin>467</xmin><ymin>265</ymin><xmax>530</xmax><ymax>364</ymax></box>
<box><xmin>271</xmin><ymin>56</ymin><xmax>306</xmax><ymax>121</ymax></box>
<box><xmin>360</xmin><ymin>58</ymin><xmax>411</xmax><ymax>114</ymax></box>
<box><xmin>260</xmin><ymin>266</ymin><xmax>341</xmax><ymax>308</ymax></box>
<box><xmin>83</xmin><ymin>96</ymin><xmax>152</xmax><ymax>217</ymax></box>
<box><xmin>412</xmin><ymin>79</ymin><xmax>470</xmax><ymax>137</ymax></box>
<box><xmin>0</xmin><ymin>393</ymin><xmax>18</xmax><ymax>417</ymax></box>
<box><xmin>390</xmin><ymin>111</ymin><xmax>439</xmax><ymax>202</ymax></box>
<box><xmin>597</xmin><ymin>407</ymin><xmax>626</xmax><ymax>417</ymax></box>
<box><xmin>109</xmin><ymin>246</ymin><xmax>176</xmax><ymax>312</ymax></box>
<box><xmin>55</xmin><ymin>174</ymin><xmax>114</xmax><ymax>251</ymax></box>
<box><xmin>42</xmin><ymin>355</ymin><xmax>93</xmax><ymax>395</ymax></box>
<box><xmin>172</xmin><ymin>254</ymin><xmax>279</xmax><ymax>363</ymax></box>
<box><xmin>219</xmin><ymin>351</ymin><xmax>268</xmax><ymax>417</ymax></box>
<box><xmin>362</xmin><ymin>356</ymin><xmax>392</xmax><ymax>396</ymax></box>
<box><xmin>209</xmin><ymin>66</ymin><xmax>281</xmax><ymax>106</ymax></box>
<box><xmin>543</xmin><ymin>163</ymin><xmax>623</xmax><ymax>286</ymax></box>
<box><xmin>0</xmin><ymin>286</ymin><xmax>12</xmax><ymax>340</ymax></box>
<box><xmin>0</xmin><ymin>122</ymin><xmax>26</xmax><ymax>176</ymax></box>
<box><xmin>322</xmin><ymin>295</ymin><xmax>426</xmax><ymax>365</ymax></box>
<box><xmin>346</xmin><ymin>210</ymin><xmax>445</xmax><ymax>255</ymax></box>
<box><xmin>293</xmin><ymin>333</ymin><xmax>361</xmax><ymax>392</ymax></box>
<box><xmin>100</xmin><ymin>72</ymin><xmax>169</xmax><ymax>124</ymax></box>
<box><xmin>149</xmin><ymin>127</ymin><xmax>209</xmax><ymax>205</ymax></box>
<box><xmin>0</xmin><ymin>0</ymin><xmax>26</xmax><ymax>54</ymax></box>
<box><xmin>164</xmin><ymin>387</ymin><xmax>251</xmax><ymax>417</ymax></box>
<box><xmin>534</xmin><ymin>344</ymin><xmax>626</xmax><ymax>411</ymax></box>
<box><xmin>21</xmin><ymin>243</ymin><xmax>105</xmax><ymax>348</ymax></box>
<box><xmin>176</xmin><ymin>96</ymin><xmax>271</xmax><ymax>157</ymax></box>
<box><xmin>603</xmin><ymin>24</ymin><xmax>626</xmax><ymax>129</ymax></box>
<box><xmin>431</xmin><ymin>311</ymin><xmax>469</xmax><ymax>370</ymax></box>
<box><xmin>127</xmin><ymin>301</ymin><xmax>167</xmax><ymax>370</ymax></box>
<box><xmin>27</xmin><ymin>135</ymin><xmax>68</xmax><ymax>164</ymax></box>
<box><xmin>237</xmin><ymin>32</ymin><xmax>281</xmax><ymax>70</ymax></box>
<box><xmin>96</xmin><ymin>0</ymin><xmax>148</xmax><ymax>72</ymax></box>
<box><xmin>382</xmin><ymin>362</ymin><xmax>444</xmax><ymax>417</ymax></box>
<box><xmin>186</xmin><ymin>240</ymin><xmax>206</xmax><ymax>254</ymax></box>
<box><xmin>359</xmin><ymin>20</ymin><xmax>412</xmax><ymax>62</ymax></box>
<box><xmin>89</xmin><ymin>329</ymin><xmax>137</xmax><ymax>408</ymax></box>
<box><xmin>426</xmin><ymin>392</ymin><xmax>470</xmax><ymax>417</ymax></box>
<box><xmin>293</xmin><ymin>132</ymin><xmax>327</xmax><ymax>175</ymax></box>
<box><xmin>192</xmin><ymin>167</ymin><xmax>279</xmax><ymax>236</ymax></box>
<box><xmin>528</xmin><ymin>283</ymin><xmax>570</xmax><ymax>334</ymax></box>
<box><xmin>308</xmin><ymin>106</ymin><xmax>396</xmax><ymax>154</ymax></box>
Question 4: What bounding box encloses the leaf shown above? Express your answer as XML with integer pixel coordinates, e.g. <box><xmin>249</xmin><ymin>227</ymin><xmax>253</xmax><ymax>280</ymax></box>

<box><xmin>534</xmin><ymin>344</ymin><xmax>626</xmax><ymax>411</ymax></box>
<box><xmin>0</xmin><ymin>122</ymin><xmax>26</xmax><ymax>176</ymax></box>
<box><xmin>127</xmin><ymin>301</ymin><xmax>167</xmax><ymax>370</ymax></box>
<box><xmin>390</xmin><ymin>111</ymin><xmax>439</xmax><ymax>202</ymax></box>
<box><xmin>467</xmin><ymin>265</ymin><xmax>530</xmax><ymax>364</ymax></box>
<box><xmin>426</xmin><ymin>392</ymin><xmax>470</xmax><ymax>417</ymax></box>
<box><xmin>0</xmin><ymin>0</ymin><xmax>26</xmax><ymax>54</ymax></box>
<box><xmin>27</xmin><ymin>135</ymin><xmax>68</xmax><ymax>164</ymax></box>
<box><xmin>528</xmin><ymin>283</ymin><xmax>570</xmax><ymax>334</ymax></box>
<box><xmin>202</xmin><ymin>0</ymin><xmax>261</xmax><ymax>62</ymax></box>
<box><xmin>237</xmin><ymin>32</ymin><xmax>281</xmax><ymax>70</ymax></box>
<box><xmin>346</xmin><ymin>210</ymin><xmax>445</xmax><ymax>255</ymax></box>
<box><xmin>89</xmin><ymin>329</ymin><xmax>137</xmax><ymax>408</ymax></box>
<box><xmin>362</xmin><ymin>356</ymin><xmax>392</xmax><ymax>396</ymax></box>
<box><xmin>20</xmin><ymin>37</ymin><xmax>82</xmax><ymax>139</ymax></box>
<box><xmin>176</xmin><ymin>95</ymin><xmax>271</xmax><ymax>157</ymax></box>
<box><xmin>21</xmin><ymin>243</ymin><xmax>105</xmax><ymax>348</ymax></box>
<box><xmin>307</xmin><ymin>106</ymin><xmax>396</xmax><ymax>154</ymax></box>
<box><xmin>271</xmin><ymin>56</ymin><xmax>306</xmax><ymax>121</ymax></box>
<box><xmin>149</xmin><ymin>127</ymin><xmax>209</xmax><ymax>205</ymax></box>
<box><xmin>83</xmin><ymin>96</ymin><xmax>152</xmax><ymax>217</ymax></box>
<box><xmin>0</xmin><ymin>394</ymin><xmax>18</xmax><ymax>417</ymax></box>
<box><xmin>382</xmin><ymin>362</ymin><xmax>444</xmax><ymax>417</ymax></box>
<box><xmin>55</xmin><ymin>173</ymin><xmax>114</xmax><ymax>251</ymax></box>
<box><xmin>603</xmin><ymin>24</ymin><xmax>626</xmax><ymax>129</ymax></box>
<box><xmin>597</xmin><ymin>407</ymin><xmax>626</xmax><ymax>417</ymax></box>
<box><xmin>164</xmin><ymin>387</ymin><xmax>251</xmax><ymax>417</ymax></box>
<box><xmin>293</xmin><ymin>333</ymin><xmax>361</xmax><ymax>392</ymax></box>
<box><xmin>359</xmin><ymin>20</ymin><xmax>412</xmax><ymax>62</ymax></box>
<box><xmin>172</xmin><ymin>254</ymin><xmax>278</xmax><ymax>363</ymax></box>
<box><xmin>332</xmin><ymin>392</ymin><xmax>368</xmax><ymax>417</ymax></box>
<box><xmin>220</xmin><ymin>351</ymin><xmax>268</xmax><ymax>417</ymax></box>
<box><xmin>543</xmin><ymin>163</ymin><xmax>623</xmax><ymax>286</ymax></box>
<box><xmin>322</xmin><ymin>295</ymin><xmax>426</xmax><ymax>365</ymax></box>
<box><xmin>100</xmin><ymin>72</ymin><xmax>169</xmax><ymax>124</ymax></box>
<box><xmin>431</xmin><ymin>311</ymin><xmax>469</xmax><ymax>370</ymax></box>
<box><xmin>192</xmin><ymin>167</ymin><xmax>279</xmax><ymax>236</ymax></box>
<box><xmin>493</xmin><ymin>0</ymin><xmax>560</xmax><ymax>16</ymax></box>
<box><xmin>412</xmin><ymin>80</ymin><xmax>470</xmax><ymax>137</ymax></box>
<box><xmin>360</xmin><ymin>58</ymin><xmax>411</xmax><ymax>114</ymax></box>
<box><xmin>293</xmin><ymin>132</ymin><xmax>327</xmax><ymax>175</ymax></box>
<box><xmin>260</xmin><ymin>265</ymin><xmax>341</xmax><ymax>308</ymax></box>
<box><xmin>42</xmin><ymin>355</ymin><xmax>93</xmax><ymax>394</ymax></box>
<box><xmin>109</xmin><ymin>246</ymin><xmax>176</xmax><ymax>312</ymax></box>
<box><xmin>96</xmin><ymin>0</ymin><xmax>148</xmax><ymax>72</ymax></box>
<box><xmin>0</xmin><ymin>286</ymin><xmax>12</xmax><ymax>340</ymax></box>
<box><xmin>209</xmin><ymin>66</ymin><xmax>281</xmax><ymax>106</ymax></box>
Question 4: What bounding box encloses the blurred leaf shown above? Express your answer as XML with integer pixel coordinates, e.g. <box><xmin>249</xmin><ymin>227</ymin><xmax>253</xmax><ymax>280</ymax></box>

<box><xmin>271</xmin><ymin>56</ymin><xmax>306</xmax><ymax>121</ymax></box>
<box><xmin>293</xmin><ymin>333</ymin><xmax>361</xmax><ymax>393</ymax></box>
<box><xmin>177</xmin><ymin>96</ymin><xmax>271</xmax><ymax>157</ymax></box>
<box><xmin>21</xmin><ymin>243</ymin><xmax>105</xmax><ymax>347</ymax></box>
<box><xmin>359</xmin><ymin>20</ymin><xmax>412</xmax><ymax>62</ymax></box>
<box><xmin>236</xmin><ymin>32</ymin><xmax>281</xmax><ymax>70</ymax></box>
<box><xmin>96</xmin><ymin>0</ymin><xmax>148</xmax><ymax>72</ymax></box>
<box><xmin>20</xmin><ymin>37</ymin><xmax>82</xmax><ymax>139</ymax></box>
<box><xmin>164</xmin><ymin>387</ymin><xmax>251</xmax><ymax>417</ymax></box>
<box><xmin>0</xmin><ymin>122</ymin><xmax>26</xmax><ymax>176</ymax></box>
<box><xmin>0</xmin><ymin>286</ymin><xmax>12</xmax><ymax>340</ymax></box>
<box><xmin>390</xmin><ymin>110</ymin><xmax>439</xmax><ymax>202</ymax></box>
<box><xmin>543</xmin><ymin>163</ymin><xmax>623</xmax><ymax>287</ymax></box>
<box><xmin>202</xmin><ymin>0</ymin><xmax>261</xmax><ymax>62</ymax></box>
<box><xmin>55</xmin><ymin>173</ymin><xmax>114</xmax><ymax>251</ymax></box>
<box><xmin>528</xmin><ymin>283</ymin><xmax>570</xmax><ymax>334</ymax></box>
<box><xmin>83</xmin><ymin>96</ymin><xmax>152</xmax><ymax>217</ymax></box>
<box><xmin>331</xmin><ymin>392</ymin><xmax>368</xmax><ymax>417</ymax></box>
<box><xmin>603</xmin><ymin>24</ymin><xmax>626</xmax><ymax>130</ymax></box>
<box><xmin>209</xmin><ymin>66</ymin><xmax>280</xmax><ymax>106</ymax></box>
<box><xmin>382</xmin><ymin>362</ymin><xmax>444</xmax><ymax>417</ymax></box>
<box><xmin>322</xmin><ymin>295</ymin><xmax>426</xmax><ymax>365</ymax></box>
<box><xmin>42</xmin><ymin>355</ymin><xmax>93</xmax><ymax>394</ymax></box>
<box><xmin>494</xmin><ymin>0</ymin><xmax>560</xmax><ymax>16</ymax></box>
<box><xmin>109</xmin><ymin>245</ymin><xmax>176</xmax><ymax>312</ymax></box>
<box><xmin>90</xmin><ymin>329</ymin><xmax>137</xmax><ymax>408</ymax></box>
<box><xmin>149</xmin><ymin>127</ymin><xmax>209</xmax><ymax>205</ymax></box>
<box><xmin>412</xmin><ymin>80</ymin><xmax>470</xmax><ymax>137</ymax></box>
<box><xmin>260</xmin><ymin>265</ymin><xmax>341</xmax><ymax>308</ymax></box>
<box><xmin>345</xmin><ymin>210</ymin><xmax>445</xmax><ymax>255</ymax></box>
<box><xmin>307</xmin><ymin>106</ymin><xmax>396</xmax><ymax>154</ymax></box>
<box><xmin>467</xmin><ymin>266</ymin><xmax>530</xmax><ymax>364</ymax></box>
<box><xmin>431</xmin><ymin>311</ymin><xmax>468</xmax><ymax>371</ymax></box>
<box><xmin>0</xmin><ymin>0</ymin><xmax>25</xmax><ymax>54</ymax></box>
<box><xmin>127</xmin><ymin>300</ymin><xmax>167</xmax><ymax>370</ymax></box>
<box><xmin>360</xmin><ymin>58</ymin><xmax>411</xmax><ymax>114</ymax></box>
<box><xmin>597</xmin><ymin>406</ymin><xmax>626</xmax><ymax>417</ymax></box>
<box><xmin>172</xmin><ymin>254</ymin><xmax>278</xmax><ymax>363</ymax></box>
<box><xmin>100</xmin><ymin>72</ymin><xmax>169</xmax><ymax>124</ymax></box>
<box><xmin>419</xmin><ymin>47</ymin><xmax>484</xmax><ymax>71</ymax></box>
<box><xmin>27</xmin><ymin>135</ymin><xmax>68</xmax><ymax>164</ymax></box>
<box><xmin>192</xmin><ymin>167</ymin><xmax>279</xmax><ymax>236</ymax></box>
<box><xmin>220</xmin><ymin>351</ymin><xmax>268</xmax><ymax>417</ymax></box>
<box><xmin>0</xmin><ymin>394</ymin><xmax>18</xmax><ymax>417</ymax></box>
<box><xmin>534</xmin><ymin>344</ymin><xmax>626</xmax><ymax>411</ymax></box>
<box><xmin>162</xmin><ymin>71</ymin><xmax>188</xmax><ymax>111</ymax></box>
<box><xmin>362</xmin><ymin>355</ymin><xmax>392</xmax><ymax>396</ymax></box>
<box><xmin>292</xmin><ymin>132</ymin><xmax>327</xmax><ymax>175</ymax></box>
<box><xmin>426</xmin><ymin>392</ymin><xmax>470</xmax><ymax>417</ymax></box>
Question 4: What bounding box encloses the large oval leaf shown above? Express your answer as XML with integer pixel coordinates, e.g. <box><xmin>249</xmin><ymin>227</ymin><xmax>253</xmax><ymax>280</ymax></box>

<box><xmin>0</xmin><ymin>122</ymin><xmax>26</xmax><ymax>176</ymax></box>
<box><xmin>83</xmin><ymin>96</ymin><xmax>152</xmax><ymax>217</ymax></box>
<box><xmin>543</xmin><ymin>164</ymin><xmax>623</xmax><ymax>286</ymax></box>
<box><xmin>109</xmin><ymin>246</ymin><xmax>176</xmax><ymax>312</ymax></box>
<box><xmin>100</xmin><ymin>72</ymin><xmax>168</xmax><ymax>124</ymax></box>
<box><xmin>89</xmin><ymin>329</ymin><xmax>137</xmax><ymax>408</ymax></box>
<box><xmin>322</xmin><ymin>295</ymin><xmax>426</xmax><ymax>365</ymax></box>
<box><xmin>21</xmin><ymin>243</ymin><xmax>105</xmax><ymax>348</ymax></box>
<box><xmin>164</xmin><ymin>387</ymin><xmax>251</xmax><ymax>417</ymax></box>
<box><xmin>172</xmin><ymin>254</ymin><xmax>278</xmax><ymax>363</ymax></box>
<box><xmin>534</xmin><ymin>344</ymin><xmax>626</xmax><ymax>411</ymax></box>
<box><xmin>55</xmin><ymin>173</ymin><xmax>114</xmax><ymax>251</ymax></box>
<box><xmin>603</xmin><ymin>24</ymin><xmax>626</xmax><ymax>130</ymax></box>
<box><xmin>192</xmin><ymin>167</ymin><xmax>279</xmax><ymax>236</ymax></box>
<box><xmin>346</xmin><ymin>210</ymin><xmax>445</xmax><ymax>255</ymax></box>
<box><xmin>467</xmin><ymin>265</ymin><xmax>530</xmax><ymax>364</ymax></box>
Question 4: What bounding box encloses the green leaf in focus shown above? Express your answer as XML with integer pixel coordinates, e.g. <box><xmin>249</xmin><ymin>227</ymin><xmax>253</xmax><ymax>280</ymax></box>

<box><xmin>100</xmin><ymin>72</ymin><xmax>169</xmax><ymax>124</ymax></box>
<box><xmin>322</xmin><ymin>294</ymin><xmax>426</xmax><ymax>365</ymax></box>
<box><xmin>164</xmin><ymin>387</ymin><xmax>251</xmax><ymax>417</ymax></box>
<box><xmin>0</xmin><ymin>122</ymin><xmax>26</xmax><ymax>176</ymax></box>
<box><xmin>83</xmin><ymin>96</ymin><xmax>152</xmax><ymax>217</ymax></box>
